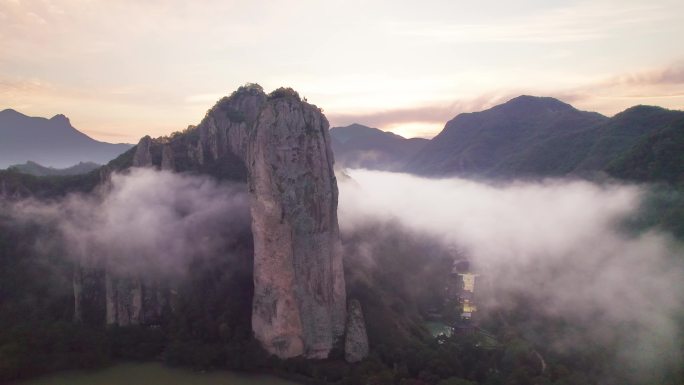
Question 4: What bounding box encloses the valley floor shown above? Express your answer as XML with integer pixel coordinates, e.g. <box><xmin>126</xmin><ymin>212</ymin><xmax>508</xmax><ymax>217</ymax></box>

<box><xmin>12</xmin><ymin>362</ymin><xmax>300</xmax><ymax>385</ymax></box>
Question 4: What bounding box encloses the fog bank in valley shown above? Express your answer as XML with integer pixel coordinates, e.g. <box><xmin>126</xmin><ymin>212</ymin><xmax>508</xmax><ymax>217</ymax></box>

<box><xmin>338</xmin><ymin>169</ymin><xmax>684</xmax><ymax>379</ymax></box>
<box><xmin>9</xmin><ymin>168</ymin><xmax>252</xmax><ymax>278</ymax></box>
<box><xmin>5</xmin><ymin>165</ymin><xmax>682</xmax><ymax>380</ymax></box>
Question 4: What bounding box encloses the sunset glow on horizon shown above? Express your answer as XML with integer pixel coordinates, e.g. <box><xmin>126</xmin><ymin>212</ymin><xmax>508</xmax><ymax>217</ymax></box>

<box><xmin>1</xmin><ymin>0</ymin><xmax>683</xmax><ymax>143</ymax></box>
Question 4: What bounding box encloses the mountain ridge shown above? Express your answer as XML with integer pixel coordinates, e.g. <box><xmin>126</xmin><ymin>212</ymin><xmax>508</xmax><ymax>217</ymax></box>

<box><xmin>8</xmin><ymin>161</ymin><xmax>101</xmax><ymax>177</ymax></box>
<box><xmin>0</xmin><ymin>109</ymin><xmax>132</xmax><ymax>168</ymax></box>
<box><xmin>330</xmin><ymin>123</ymin><xmax>428</xmax><ymax>171</ymax></box>
<box><xmin>404</xmin><ymin>95</ymin><xmax>684</xmax><ymax>179</ymax></box>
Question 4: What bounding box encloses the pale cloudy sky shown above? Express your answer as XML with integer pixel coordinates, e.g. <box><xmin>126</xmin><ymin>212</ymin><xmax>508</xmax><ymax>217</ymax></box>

<box><xmin>1</xmin><ymin>0</ymin><xmax>683</xmax><ymax>143</ymax></box>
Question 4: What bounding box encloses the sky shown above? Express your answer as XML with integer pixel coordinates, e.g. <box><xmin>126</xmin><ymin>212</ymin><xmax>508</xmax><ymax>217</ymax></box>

<box><xmin>1</xmin><ymin>0</ymin><xmax>683</xmax><ymax>143</ymax></box>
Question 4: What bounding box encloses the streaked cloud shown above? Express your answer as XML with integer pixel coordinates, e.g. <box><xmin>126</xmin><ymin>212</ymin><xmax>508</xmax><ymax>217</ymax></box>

<box><xmin>327</xmin><ymin>93</ymin><xmax>514</xmax><ymax>132</ymax></box>
<box><xmin>331</xmin><ymin>62</ymin><xmax>684</xmax><ymax>138</ymax></box>
<box><xmin>390</xmin><ymin>2</ymin><xmax>673</xmax><ymax>43</ymax></box>
<box><xmin>0</xmin><ymin>0</ymin><xmax>682</xmax><ymax>142</ymax></box>
<box><xmin>603</xmin><ymin>63</ymin><xmax>684</xmax><ymax>87</ymax></box>
<box><xmin>552</xmin><ymin>63</ymin><xmax>684</xmax><ymax>115</ymax></box>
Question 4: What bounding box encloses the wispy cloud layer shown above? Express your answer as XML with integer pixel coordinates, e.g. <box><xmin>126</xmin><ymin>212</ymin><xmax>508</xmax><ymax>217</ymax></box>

<box><xmin>328</xmin><ymin>62</ymin><xmax>684</xmax><ymax>138</ymax></box>
<box><xmin>327</xmin><ymin>93</ymin><xmax>515</xmax><ymax>136</ymax></box>
<box><xmin>390</xmin><ymin>2</ymin><xmax>672</xmax><ymax>43</ymax></box>
<box><xmin>0</xmin><ymin>0</ymin><xmax>682</xmax><ymax>142</ymax></box>
<box><xmin>10</xmin><ymin>168</ymin><xmax>251</xmax><ymax>277</ymax></box>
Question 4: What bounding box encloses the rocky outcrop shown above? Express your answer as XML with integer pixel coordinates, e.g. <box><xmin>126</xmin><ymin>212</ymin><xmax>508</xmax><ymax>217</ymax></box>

<box><xmin>164</xmin><ymin>86</ymin><xmax>346</xmax><ymax>358</ymax></box>
<box><xmin>344</xmin><ymin>299</ymin><xmax>369</xmax><ymax>363</ymax></box>
<box><xmin>105</xmin><ymin>273</ymin><xmax>143</xmax><ymax>325</ymax></box>
<box><xmin>119</xmin><ymin>85</ymin><xmax>347</xmax><ymax>358</ymax></box>
<box><xmin>72</xmin><ymin>262</ymin><xmax>106</xmax><ymax>325</ymax></box>
<box><xmin>132</xmin><ymin>136</ymin><xmax>153</xmax><ymax>167</ymax></box>
<box><xmin>244</xmin><ymin>91</ymin><xmax>346</xmax><ymax>359</ymax></box>
<box><xmin>101</xmin><ymin>135</ymin><xmax>155</xmax><ymax>327</ymax></box>
<box><xmin>104</xmin><ymin>272</ymin><xmax>166</xmax><ymax>326</ymax></box>
<box><xmin>161</xmin><ymin>144</ymin><xmax>175</xmax><ymax>171</ymax></box>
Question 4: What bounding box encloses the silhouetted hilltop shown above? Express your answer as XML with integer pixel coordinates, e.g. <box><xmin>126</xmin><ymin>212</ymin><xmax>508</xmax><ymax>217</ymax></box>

<box><xmin>404</xmin><ymin>96</ymin><xmax>684</xmax><ymax>180</ymax></box>
<box><xmin>0</xmin><ymin>109</ymin><xmax>132</xmax><ymax>169</ymax></box>
<box><xmin>8</xmin><ymin>161</ymin><xmax>101</xmax><ymax>177</ymax></box>
<box><xmin>330</xmin><ymin>123</ymin><xmax>428</xmax><ymax>170</ymax></box>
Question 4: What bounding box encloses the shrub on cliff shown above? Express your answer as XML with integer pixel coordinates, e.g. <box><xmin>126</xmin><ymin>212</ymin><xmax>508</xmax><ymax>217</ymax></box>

<box><xmin>268</xmin><ymin>87</ymin><xmax>301</xmax><ymax>101</ymax></box>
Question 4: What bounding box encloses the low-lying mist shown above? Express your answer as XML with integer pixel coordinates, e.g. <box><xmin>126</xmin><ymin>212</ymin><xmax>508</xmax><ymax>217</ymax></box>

<box><xmin>4</xmin><ymin>165</ymin><xmax>682</xmax><ymax>381</ymax></box>
<box><xmin>338</xmin><ymin>169</ymin><xmax>684</xmax><ymax>380</ymax></box>
<box><xmin>9</xmin><ymin>168</ymin><xmax>251</xmax><ymax>278</ymax></box>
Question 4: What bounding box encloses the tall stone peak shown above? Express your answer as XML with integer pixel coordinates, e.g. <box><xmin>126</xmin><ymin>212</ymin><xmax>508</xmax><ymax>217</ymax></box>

<box><xmin>240</xmin><ymin>89</ymin><xmax>346</xmax><ymax>359</ymax></box>
<box><xmin>123</xmin><ymin>84</ymin><xmax>348</xmax><ymax>359</ymax></box>
<box><xmin>344</xmin><ymin>299</ymin><xmax>369</xmax><ymax>363</ymax></box>
<box><xmin>132</xmin><ymin>135</ymin><xmax>153</xmax><ymax>167</ymax></box>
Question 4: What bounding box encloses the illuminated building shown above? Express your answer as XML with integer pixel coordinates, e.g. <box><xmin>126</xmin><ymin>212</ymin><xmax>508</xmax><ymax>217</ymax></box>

<box><xmin>459</xmin><ymin>273</ymin><xmax>478</xmax><ymax>293</ymax></box>
<box><xmin>457</xmin><ymin>272</ymin><xmax>479</xmax><ymax>320</ymax></box>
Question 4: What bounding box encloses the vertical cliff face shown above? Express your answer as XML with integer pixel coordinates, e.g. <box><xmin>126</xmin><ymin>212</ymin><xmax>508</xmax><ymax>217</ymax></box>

<box><xmin>105</xmin><ymin>273</ymin><xmax>143</xmax><ymax>326</ymax></box>
<box><xmin>110</xmin><ymin>85</ymin><xmax>348</xmax><ymax>358</ymax></box>
<box><xmin>244</xmin><ymin>93</ymin><xmax>346</xmax><ymax>358</ymax></box>
<box><xmin>72</xmin><ymin>262</ymin><xmax>106</xmax><ymax>326</ymax></box>
<box><xmin>132</xmin><ymin>136</ymin><xmax>153</xmax><ymax>167</ymax></box>
<box><xmin>198</xmin><ymin>87</ymin><xmax>346</xmax><ymax>358</ymax></box>
<box><xmin>102</xmin><ymin>138</ymin><xmax>167</xmax><ymax>327</ymax></box>
<box><xmin>344</xmin><ymin>299</ymin><xmax>369</xmax><ymax>363</ymax></box>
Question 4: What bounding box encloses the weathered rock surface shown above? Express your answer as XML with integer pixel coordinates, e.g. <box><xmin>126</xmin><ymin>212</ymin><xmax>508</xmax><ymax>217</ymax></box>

<box><xmin>100</xmin><ymin>134</ymin><xmax>162</xmax><ymax>327</ymax></box>
<box><xmin>72</xmin><ymin>259</ymin><xmax>111</xmax><ymax>326</ymax></box>
<box><xmin>104</xmin><ymin>272</ymin><xmax>166</xmax><ymax>326</ymax></box>
<box><xmin>114</xmin><ymin>85</ymin><xmax>347</xmax><ymax>358</ymax></box>
<box><xmin>72</xmin><ymin>262</ymin><xmax>106</xmax><ymax>325</ymax></box>
<box><xmin>105</xmin><ymin>272</ymin><xmax>143</xmax><ymax>325</ymax></box>
<box><xmin>344</xmin><ymin>299</ymin><xmax>369</xmax><ymax>363</ymax></box>
<box><xmin>161</xmin><ymin>144</ymin><xmax>175</xmax><ymax>171</ymax></box>
<box><xmin>244</xmin><ymin>92</ymin><xmax>346</xmax><ymax>359</ymax></box>
<box><xmin>132</xmin><ymin>136</ymin><xmax>153</xmax><ymax>167</ymax></box>
<box><xmin>201</xmin><ymin>86</ymin><xmax>346</xmax><ymax>358</ymax></box>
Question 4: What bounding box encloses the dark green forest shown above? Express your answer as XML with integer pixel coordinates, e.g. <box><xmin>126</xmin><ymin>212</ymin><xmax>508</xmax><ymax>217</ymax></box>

<box><xmin>3</xmin><ymin>210</ymin><xmax>683</xmax><ymax>385</ymax></box>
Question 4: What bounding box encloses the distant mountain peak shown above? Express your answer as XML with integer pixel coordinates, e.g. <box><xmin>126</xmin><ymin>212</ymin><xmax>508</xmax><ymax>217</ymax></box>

<box><xmin>48</xmin><ymin>114</ymin><xmax>73</xmax><ymax>127</ymax></box>
<box><xmin>329</xmin><ymin>122</ymin><xmax>428</xmax><ymax>170</ymax></box>
<box><xmin>330</xmin><ymin>123</ymin><xmax>385</xmax><ymax>143</ymax></box>
<box><xmin>0</xmin><ymin>108</ymin><xmax>27</xmax><ymax>118</ymax></box>
<box><xmin>501</xmin><ymin>95</ymin><xmax>575</xmax><ymax>112</ymax></box>
<box><xmin>405</xmin><ymin>95</ymin><xmax>612</xmax><ymax>176</ymax></box>
<box><xmin>50</xmin><ymin>113</ymin><xmax>69</xmax><ymax>121</ymax></box>
<box><xmin>405</xmin><ymin>95</ymin><xmax>683</xmax><ymax>178</ymax></box>
<box><xmin>346</xmin><ymin>123</ymin><xmax>374</xmax><ymax>129</ymax></box>
<box><xmin>616</xmin><ymin>104</ymin><xmax>669</xmax><ymax>116</ymax></box>
<box><xmin>8</xmin><ymin>160</ymin><xmax>102</xmax><ymax>176</ymax></box>
<box><xmin>0</xmin><ymin>109</ymin><xmax>132</xmax><ymax>168</ymax></box>
<box><xmin>608</xmin><ymin>105</ymin><xmax>683</xmax><ymax>128</ymax></box>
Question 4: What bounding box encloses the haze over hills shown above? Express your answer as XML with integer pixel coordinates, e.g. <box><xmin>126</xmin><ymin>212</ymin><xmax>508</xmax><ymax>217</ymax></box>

<box><xmin>403</xmin><ymin>96</ymin><xmax>684</xmax><ymax>179</ymax></box>
<box><xmin>327</xmin><ymin>96</ymin><xmax>684</xmax><ymax>184</ymax></box>
<box><xmin>329</xmin><ymin>123</ymin><xmax>428</xmax><ymax>171</ymax></box>
<box><xmin>8</xmin><ymin>161</ymin><xmax>101</xmax><ymax>177</ymax></box>
<box><xmin>0</xmin><ymin>109</ymin><xmax>132</xmax><ymax>169</ymax></box>
<box><xmin>4</xmin><ymin>96</ymin><xmax>682</xmax><ymax>184</ymax></box>
<box><xmin>1</xmin><ymin>86</ymin><xmax>684</xmax><ymax>385</ymax></box>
